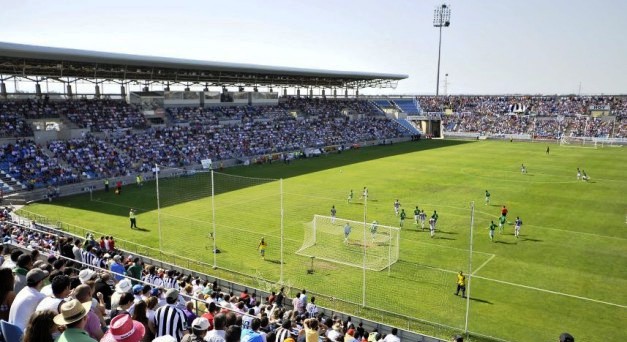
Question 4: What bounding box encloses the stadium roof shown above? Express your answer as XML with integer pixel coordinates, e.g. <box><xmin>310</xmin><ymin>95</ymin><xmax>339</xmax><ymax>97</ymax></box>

<box><xmin>0</xmin><ymin>42</ymin><xmax>407</xmax><ymax>89</ymax></box>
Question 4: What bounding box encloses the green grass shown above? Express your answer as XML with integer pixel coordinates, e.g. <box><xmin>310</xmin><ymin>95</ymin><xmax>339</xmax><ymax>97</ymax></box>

<box><xmin>20</xmin><ymin>140</ymin><xmax>627</xmax><ymax>341</ymax></box>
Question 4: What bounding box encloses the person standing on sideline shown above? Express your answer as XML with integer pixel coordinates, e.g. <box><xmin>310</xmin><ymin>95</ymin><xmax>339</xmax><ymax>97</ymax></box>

<box><xmin>514</xmin><ymin>216</ymin><xmax>523</xmax><ymax>239</ymax></box>
<box><xmin>136</xmin><ymin>174</ymin><xmax>143</xmax><ymax>187</ymax></box>
<box><xmin>485</xmin><ymin>190</ymin><xmax>490</xmax><ymax>205</ymax></box>
<box><xmin>546</xmin><ymin>146</ymin><xmax>550</xmax><ymax>154</ymax></box>
<box><xmin>258</xmin><ymin>238</ymin><xmax>267</xmax><ymax>260</ymax></box>
<box><xmin>498</xmin><ymin>214</ymin><xmax>507</xmax><ymax>234</ymax></box>
<box><xmin>129</xmin><ymin>209</ymin><xmax>137</xmax><ymax>229</ymax></box>
<box><xmin>116</xmin><ymin>180</ymin><xmax>122</xmax><ymax>195</ymax></box>
<box><xmin>455</xmin><ymin>271</ymin><xmax>466</xmax><ymax>298</ymax></box>
<box><xmin>399</xmin><ymin>209</ymin><xmax>406</xmax><ymax>228</ymax></box>
<box><xmin>343</xmin><ymin>222</ymin><xmax>352</xmax><ymax>244</ymax></box>
<box><xmin>330</xmin><ymin>205</ymin><xmax>337</xmax><ymax>224</ymax></box>
<box><xmin>104</xmin><ymin>179</ymin><xmax>109</xmax><ymax>192</ymax></box>
<box><xmin>488</xmin><ymin>221</ymin><xmax>497</xmax><ymax>242</ymax></box>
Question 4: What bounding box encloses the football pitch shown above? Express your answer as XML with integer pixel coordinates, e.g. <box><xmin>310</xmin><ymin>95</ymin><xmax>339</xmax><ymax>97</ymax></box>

<box><xmin>21</xmin><ymin>140</ymin><xmax>627</xmax><ymax>341</ymax></box>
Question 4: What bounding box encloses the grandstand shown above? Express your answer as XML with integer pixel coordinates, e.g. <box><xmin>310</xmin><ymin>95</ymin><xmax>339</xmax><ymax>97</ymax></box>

<box><xmin>1</xmin><ymin>42</ymin><xmax>626</xmax><ymax>342</ymax></box>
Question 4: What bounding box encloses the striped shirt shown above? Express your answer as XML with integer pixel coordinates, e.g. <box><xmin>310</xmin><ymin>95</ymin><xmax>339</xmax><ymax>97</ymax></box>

<box><xmin>81</xmin><ymin>251</ymin><xmax>96</xmax><ymax>268</ymax></box>
<box><xmin>275</xmin><ymin>327</ymin><xmax>291</xmax><ymax>342</ymax></box>
<box><xmin>163</xmin><ymin>277</ymin><xmax>179</xmax><ymax>290</ymax></box>
<box><xmin>153</xmin><ymin>304</ymin><xmax>188</xmax><ymax>341</ymax></box>
<box><xmin>143</xmin><ymin>274</ymin><xmax>164</xmax><ymax>287</ymax></box>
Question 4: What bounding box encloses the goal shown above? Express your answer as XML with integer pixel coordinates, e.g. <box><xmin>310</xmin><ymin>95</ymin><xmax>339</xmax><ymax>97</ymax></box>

<box><xmin>560</xmin><ymin>136</ymin><xmax>597</xmax><ymax>148</ymax></box>
<box><xmin>296</xmin><ymin>215</ymin><xmax>400</xmax><ymax>271</ymax></box>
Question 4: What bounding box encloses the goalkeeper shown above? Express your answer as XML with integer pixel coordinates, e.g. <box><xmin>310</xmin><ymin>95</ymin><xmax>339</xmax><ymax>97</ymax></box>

<box><xmin>343</xmin><ymin>222</ymin><xmax>352</xmax><ymax>244</ymax></box>
<box><xmin>370</xmin><ymin>220</ymin><xmax>378</xmax><ymax>241</ymax></box>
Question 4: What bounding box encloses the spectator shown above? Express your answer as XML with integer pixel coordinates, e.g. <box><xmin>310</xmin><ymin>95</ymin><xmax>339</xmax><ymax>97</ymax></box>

<box><xmin>53</xmin><ymin>299</ymin><xmax>96</xmax><ymax>342</ymax></box>
<box><xmin>13</xmin><ymin>253</ymin><xmax>33</xmax><ymax>293</ymax></box>
<box><xmin>382</xmin><ymin>328</ymin><xmax>400</xmax><ymax>342</ymax></box>
<box><xmin>205</xmin><ymin>312</ymin><xmax>227</xmax><ymax>342</ymax></box>
<box><xmin>36</xmin><ymin>274</ymin><xmax>71</xmax><ymax>313</ymax></box>
<box><xmin>8</xmin><ymin>268</ymin><xmax>48</xmax><ymax>330</ymax></box>
<box><xmin>101</xmin><ymin>313</ymin><xmax>146</xmax><ymax>342</ymax></box>
<box><xmin>22</xmin><ymin>309</ymin><xmax>59</xmax><ymax>342</ymax></box>
<box><xmin>0</xmin><ymin>267</ymin><xmax>16</xmax><ymax>321</ymax></box>
<box><xmin>152</xmin><ymin>288</ymin><xmax>188</xmax><ymax>341</ymax></box>
<box><xmin>182</xmin><ymin>316</ymin><xmax>210</xmax><ymax>342</ymax></box>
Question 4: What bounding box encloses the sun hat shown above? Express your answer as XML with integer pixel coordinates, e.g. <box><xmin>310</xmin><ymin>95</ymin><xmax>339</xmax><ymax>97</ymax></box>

<box><xmin>100</xmin><ymin>314</ymin><xmax>146</xmax><ymax>342</ymax></box>
<box><xmin>78</xmin><ymin>269</ymin><xmax>96</xmax><ymax>283</ymax></box>
<box><xmin>53</xmin><ymin>299</ymin><xmax>92</xmax><ymax>325</ymax></box>
<box><xmin>152</xmin><ymin>336</ymin><xmax>177</xmax><ymax>342</ymax></box>
<box><xmin>113</xmin><ymin>255</ymin><xmax>122</xmax><ymax>262</ymax></box>
<box><xmin>115</xmin><ymin>279</ymin><xmax>133</xmax><ymax>293</ymax></box>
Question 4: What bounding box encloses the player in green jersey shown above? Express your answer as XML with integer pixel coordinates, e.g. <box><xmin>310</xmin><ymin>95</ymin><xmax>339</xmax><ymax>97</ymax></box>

<box><xmin>489</xmin><ymin>221</ymin><xmax>497</xmax><ymax>242</ymax></box>
<box><xmin>498</xmin><ymin>215</ymin><xmax>507</xmax><ymax>234</ymax></box>
<box><xmin>485</xmin><ymin>190</ymin><xmax>490</xmax><ymax>205</ymax></box>
<box><xmin>399</xmin><ymin>209</ymin><xmax>406</xmax><ymax>228</ymax></box>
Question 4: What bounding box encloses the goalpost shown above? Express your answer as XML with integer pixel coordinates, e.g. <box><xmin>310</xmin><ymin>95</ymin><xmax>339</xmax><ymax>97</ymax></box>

<box><xmin>559</xmin><ymin>136</ymin><xmax>598</xmax><ymax>149</ymax></box>
<box><xmin>296</xmin><ymin>214</ymin><xmax>400</xmax><ymax>271</ymax></box>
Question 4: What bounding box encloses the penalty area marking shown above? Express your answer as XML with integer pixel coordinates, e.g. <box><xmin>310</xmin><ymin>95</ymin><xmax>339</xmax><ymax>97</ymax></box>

<box><xmin>459</xmin><ymin>168</ymin><xmax>581</xmax><ymax>184</ymax></box>
<box><xmin>471</xmin><ymin>253</ymin><xmax>495</xmax><ymax>275</ymax></box>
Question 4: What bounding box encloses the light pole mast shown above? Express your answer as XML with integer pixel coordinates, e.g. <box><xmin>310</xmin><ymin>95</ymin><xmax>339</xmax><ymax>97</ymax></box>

<box><xmin>434</xmin><ymin>4</ymin><xmax>451</xmax><ymax>97</ymax></box>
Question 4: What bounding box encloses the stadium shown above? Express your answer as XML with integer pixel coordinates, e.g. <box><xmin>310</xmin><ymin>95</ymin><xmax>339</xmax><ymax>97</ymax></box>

<box><xmin>0</xmin><ymin>2</ymin><xmax>626</xmax><ymax>342</ymax></box>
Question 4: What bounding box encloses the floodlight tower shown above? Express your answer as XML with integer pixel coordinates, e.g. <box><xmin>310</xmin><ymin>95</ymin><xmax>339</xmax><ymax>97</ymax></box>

<box><xmin>434</xmin><ymin>4</ymin><xmax>451</xmax><ymax>97</ymax></box>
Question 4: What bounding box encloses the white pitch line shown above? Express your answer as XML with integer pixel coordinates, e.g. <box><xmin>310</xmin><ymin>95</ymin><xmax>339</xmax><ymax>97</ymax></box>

<box><xmin>471</xmin><ymin>254</ymin><xmax>495</xmax><ymax>275</ymax></box>
<box><xmin>471</xmin><ymin>275</ymin><xmax>627</xmax><ymax>309</ymax></box>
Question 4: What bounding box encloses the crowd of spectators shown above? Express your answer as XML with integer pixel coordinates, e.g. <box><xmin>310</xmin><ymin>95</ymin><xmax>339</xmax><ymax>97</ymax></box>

<box><xmin>0</xmin><ymin>140</ymin><xmax>79</xmax><ymax>190</ymax></box>
<box><xmin>1</xmin><ymin>209</ymin><xmax>406</xmax><ymax>342</ymax></box>
<box><xmin>417</xmin><ymin>95</ymin><xmax>627</xmax><ymax>117</ymax></box>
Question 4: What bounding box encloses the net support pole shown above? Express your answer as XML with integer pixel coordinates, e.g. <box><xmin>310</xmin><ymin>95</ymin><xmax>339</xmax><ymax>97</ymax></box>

<box><xmin>155</xmin><ymin>164</ymin><xmax>163</xmax><ymax>252</ymax></box>
<box><xmin>280</xmin><ymin>178</ymin><xmax>284</xmax><ymax>284</ymax></box>
<box><xmin>362</xmin><ymin>193</ymin><xmax>367</xmax><ymax>307</ymax></box>
<box><xmin>211</xmin><ymin>170</ymin><xmax>217</xmax><ymax>269</ymax></box>
<box><xmin>464</xmin><ymin>201</ymin><xmax>475</xmax><ymax>337</ymax></box>
<box><xmin>388</xmin><ymin>226</ymin><xmax>392</xmax><ymax>276</ymax></box>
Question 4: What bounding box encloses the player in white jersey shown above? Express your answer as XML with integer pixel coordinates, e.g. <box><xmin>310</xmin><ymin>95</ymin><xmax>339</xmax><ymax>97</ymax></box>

<box><xmin>393</xmin><ymin>200</ymin><xmax>401</xmax><ymax>216</ymax></box>
<box><xmin>419</xmin><ymin>210</ymin><xmax>427</xmax><ymax>230</ymax></box>
<box><xmin>514</xmin><ymin>216</ymin><xmax>523</xmax><ymax>238</ymax></box>
<box><xmin>576</xmin><ymin>168</ymin><xmax>581</xmax><ymax>180</ymax></box>
<box><xmin>330</xmin><ymin>205</ymin><xmax>337</xmax><ymax>224</ymax></box>
<box><xmin>429</xmin><ymin>217</ymin><xmax>436</xmax><ymax>238</ymax></box>
<box><xmin>521</xmin><ymin>164</ymin><xmax>527</xmax><ymax>174</ymax></box>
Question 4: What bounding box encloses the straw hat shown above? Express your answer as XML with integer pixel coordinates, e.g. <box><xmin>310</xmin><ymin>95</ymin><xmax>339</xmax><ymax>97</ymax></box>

<box><xmin>53</xmin><ymin>299</ymin><xmax>92</xmax><ymax>325</ymax></box>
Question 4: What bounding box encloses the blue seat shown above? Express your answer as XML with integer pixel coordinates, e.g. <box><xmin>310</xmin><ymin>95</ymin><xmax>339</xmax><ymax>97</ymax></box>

<box><xmin>0</xmin><ymin>320</ymin><xmax>23</xmax><ymax>342</ymax></box>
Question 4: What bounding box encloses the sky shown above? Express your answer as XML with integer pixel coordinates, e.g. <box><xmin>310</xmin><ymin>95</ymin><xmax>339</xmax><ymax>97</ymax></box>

<box><xmin>1</xmin><ymin>0</ymin><xmax>626</xmax><ymax>95</ymax></box>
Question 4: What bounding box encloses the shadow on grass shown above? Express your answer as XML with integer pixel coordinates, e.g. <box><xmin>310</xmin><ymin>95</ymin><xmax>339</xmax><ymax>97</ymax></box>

<box><xmin>437</xmin><ymin>230</ymin><xmax>458</xmax><ymax>235</ymax></box>
<box><xmin>468</xmin><ymin>296</ymin><xmax>492</xmax><ymax>304</ymax></box>
<box><xmin>435</xmin><ymin>236</ymin><xmax>456</xmax><ymax>240</ymax></box>
<box><xmin>493</xmin><ymin>240</ymin><xmax>515</xmax><ymax>245</ymax></box>
<box><xmin>521</xmin><ymin>237</ymin><xmax>543</xmax><ymax>242</ymax></box>
<box><xmin>265</xmin><ymin>259</ymin><xmax>282</xmax><ymax>265</ymax></box>
<box><xmin>23</xmin><ymin>140</ymin><xmax>474</xmax><ymax>217</ymax></box>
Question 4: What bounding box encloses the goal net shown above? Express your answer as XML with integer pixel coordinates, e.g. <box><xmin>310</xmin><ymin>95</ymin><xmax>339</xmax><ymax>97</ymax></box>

<box><xmin>296</xmin><ymin>214</ymin><xmax>400</xmax><ymax>271</ymax></box>
<box><xmin>559</xmin><ymin>136</ymin><xmax>597</xmax><ymax>148</ymax></box>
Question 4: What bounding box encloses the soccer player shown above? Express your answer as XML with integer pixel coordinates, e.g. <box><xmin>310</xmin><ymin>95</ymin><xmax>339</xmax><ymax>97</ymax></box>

<box><xmin>521</xmin><ymin>164</ymin><xmax>527</xmax><ymax>174</ymax></box>
<box><xmin>414</xmin><ymin>206</ymin><xmax>420</xmax><ymax>224</ymax></box>
<box><xmin>546</xmin><ymin>146</ymin><xmax>550</xmax><ymax>154</ymax></box>
<box><xmin>485</xmin><ymin>190</ymin><xmax>490</xmax><ymax>205</ymax></box>
<box><xmin>330</xmin><ymin>205</ymin><xmax>337</xmax><ymax>224</ymax></box>
<box><xmin>129</xmin><ymin>209</ymin><xmax>137</xmax><ymax>229</ymax></box>
<box><xmin>431</xmin><ymin>210</ymin><xmax>439</xmax><ymax>230</ymax></box>
<box><xmin>399</xmin><ymin>209</ymin><xmax>406</xmax><ymax>228</ymax></box>
<box><xmin>488</xmin><ymin>221</ymin><xmax>497</xmax><ymax>242</ymax></box>
<box><xmin>498</xmin><ymin>214</ymin><xmax>507</xmax><ymax>234</ymax></box>
<box><xmin>455</xmin><ymin>271</ymin><xmax>466</xmax><ymax>298</ymax></box>
<box><xmin>582</xmin><ymin>170</ymin><xmax>589</xmax><ymax>181</ymax></box>
<box><xmin>258</xmin><ymin>238</ymin><xmax>267</xmax><ymax>259</ymax></box>
<box><xmin>514</xmin><ymin>216</ymin><xmax>523</xmax><ymax>239</ymax></box>
<box><xmin>347</xmin><ymin>189</ymin><xmax>353</xmax><ymax>203</ymax></box>
<box><xmin>136</xmin><ymin>174</ymin><xmax>143</xmax><ymax>187</ymax></box>
<box><xmin>429</xmin><ymin>217</ymin><xmax>436</xmax><ymax>238</ymax></box>
<box><xmin>419</xmin><ymin>210</ymin><xmax>427</xmax><ymax>230</ymax></box>
<box><xmin>501</xmin><ymin>206</ymin><xmax>508</xmax><ymax>217</ymax></box>
<box><xmin>394</xmin><ymin>199</ymin><xmax>401</xmax><ymax>216</ymax></box>
<box><xmin>370</xmin><ymin>221</ymin><xmax>378</xmax><ymax>242</ymax></box>
<box><xmin>343</xmin><ymin>222</ymin><xmax>352</xmax><ymax>244</ymax></box>
<box><xmin>577</xmin><ymin>168</ymin><xmax>581</xmax><ymax>180</ymax></box>
<box><xmin>360</xmin><ymin>187</ymin><xmax>368</xmax><ymax>200</ymax></box>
